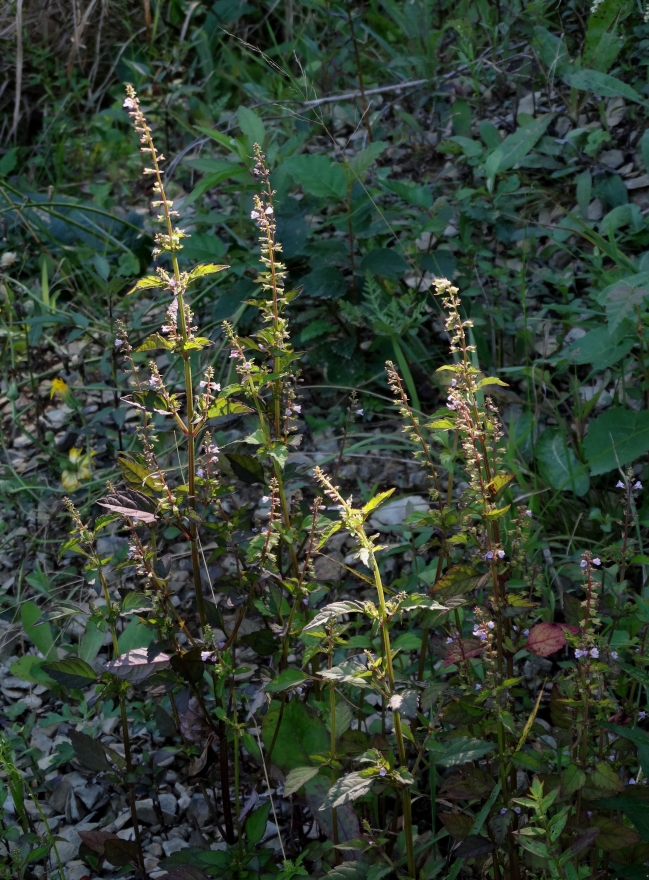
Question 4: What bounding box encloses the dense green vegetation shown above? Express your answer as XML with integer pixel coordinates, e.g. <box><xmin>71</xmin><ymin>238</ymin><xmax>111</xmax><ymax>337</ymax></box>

<box><xmin>4</xmin><ymin>1</ymin><xmax>649</xmax><ymax>879</ymax></box>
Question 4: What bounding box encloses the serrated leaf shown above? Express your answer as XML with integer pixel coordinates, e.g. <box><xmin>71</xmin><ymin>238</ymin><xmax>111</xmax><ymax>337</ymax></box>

<box><xmin>284</xmin><ymin>766</ymin><xmax>321</xmax><ymax>796</ymax></box>
<box><xmin>361</xmin><ymin>488</ymin><xmax>396</xmax><ymax>515</ymax></box>
<box><xmin>187</xmin><ymin>263</ymin><xmax>229</xmax><ymax>283</ymax></box>
<box><xmin>42</xmin><ymin>658</ymin><xmax>96</xmax><ymax>689</ymax></box>
<box><xmin>594</xmin><ymin>817</ymin><xmax>642</xmax><ymax>851</ymax></box>
<box><xmin>104</xmin><ymin>837</ymin><xmax>139</xmax><ymax>867</ymax></box>
<box><xmin>78</xmin><ymin>829</ymin><xmax>121</xmax><ymax>855</ymax></box>
<box><xmin>583</xmin><ymin>762</ymin><xmax>626</xmax><ymax>800</ymax></box>
<box><xmin>127</xmin><ymin>275</ymin><xmax>166</xmax><ymax>294</ymax></box>
<box><xmin>116</xmin><ymin>453</ymin><xmax>160</xmax><ymax>495</ymax></box>
<box><xmin>68</xmin><ymin>729</ymin><xmax>111</xmax><ymax>772</ymax></box>
<box><xmin>438</xmin><ymin>812</ymin><xmax>475</xmax><ymax>840</ymax></box>
<box><xmin>319</xmin><ymin>658</ymin><xmax>373</xmax><ymax>688</ymax></box>
<box><xmin>432</xmin><ymin>564</ymin><xmax>480</xmax><ymax>598</ymax></box>
<box><xmin>302</xmin><ymin>601</ymin><xmax>364</xmax><ymax>633</ymax></box>
<box><xmin>206</xmin><ymin>398</ymin><xmax>254</xmax><ymax>418</ymax></box>
<box><xmin>136</xmin><ymin>333</ymin><xmax>174</xmax><ymax>351</ymax></box>
<box><xmin>103</xmin><ymin>647</ymin><xmax>171</xmax><ymax>684</ymax></box>
<box><xmin>265</xmin><ymin>668</ymin><xmax>310</xmax><ymax>693</ymax></box>
<box><xmin>224</xmin><ymin>453</ymin><xmax>265</xmax><ymax>484</ymax></box>
<box><xmin>96</xmin><ymin>488</ymin><xmax>157</xmax><ymax>524</ymax></box>
<box><xmin>319</xmin><ymin>772</ymin><xmax>374</xmax><ymax>810</ymax></box>
<box><xmin>120</xmin><ymin>592</ymin><xmax>154</xmax><ymax>615</ymax></box>
<box><xmin>525</xmin><ymin>622</ymin><xmax>579</xmax><ymax>658</ymax></box>
<box><xmin>428</xmin><ymin>736</ymin><xmax>497</xmax><ymax>767</ymax></box>
<box><xmin>561</xmin><ymin>764</ymin><xmax>586</xmax><ymax>797</ymax></box>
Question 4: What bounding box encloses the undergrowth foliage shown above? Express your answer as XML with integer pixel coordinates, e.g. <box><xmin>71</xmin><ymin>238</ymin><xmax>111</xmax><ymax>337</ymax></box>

<box><xmin>5</xmin><ymin>82</ymin><xmax>649</xmax><ymax>880</ymax></box>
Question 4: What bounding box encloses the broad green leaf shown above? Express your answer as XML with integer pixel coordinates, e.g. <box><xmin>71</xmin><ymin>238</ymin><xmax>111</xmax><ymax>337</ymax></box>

<box><xmin>302</xmin><ymin>601</ymin><xmax>364</xmax><ymax>633</ymax></box>
<box><xmin>21</xmin><ymin>601</ymin><xmax>56</xmax><ymax>659</ymax></box>
<box><xmin>42</xmin><ymin>658</ymin><xmax>96</xmax><ymax>689</ymax></box>
<box><xmin>476</xmin><ymin>377</ymin><xmax>509</xmax><ymax>390</ymax></box>
<box><xmin>284</xmin><ymin>766</ymin><xmax>321</xmax><ymax>797</ymax></box>
<box><xmin>224</xmin><ymin>453</ymin><xmax>265</xmax><ymax>484</ymax></box>
<box><xmin>348</xmin><ymin>141</ymin><xmax>387</xmax><ymax>179</ymax></box>
<box><xmin>116</xmin><ymin>620</ymin><xmax>154</xmax><ymax>654</ymax></box>
<box><xmin>319</xmin><ymin>772</ymin><xmax>374</xmax><ymax>810</ymax></box>
<box><xmin>594</xmin><ymin>817</ymin><xmax>642</xmax><ymax>852</ymax></box>
<box><xmin>127</xmin><ymin>275</ymin><xmax>166</xmax><ymax>295</ymax></box>
<box><xmin>561</xmin><ymin>764</ymin><xmax>586</xmax><ymax>797</ymax></box>
<box><xmin>265</xmin><ymin>669</ymin><xmax>310</xmax><ymax>693</ymax></box>
<box><xmin>285</xmin><ymin>154</ymin><xmax>347</xmax><ymax>199</ymax></box>
<box><xmin>261</xmin><ymin>699</ymin><xmax>329</xmax><ymax>771</ymax></box>
<box><xmin>68</xmin><ymin>729</ymin><xmax>111</xmax><ymax>772</ymax></box>
<box><xmin>599</xmin><ymin>274</ymin><xmax>649</xmax><ymax>333</ymax></box>
<box><xmin>484</xmin><ymin>114</ymin><xmax>554</xmax><ymax>178</ymax></box>
<box><xmin>583</xmin><ymin>0</ymin><xmax>629</xmax><ymax>73</ymax></box>
<box><xmin>584</xmin><ymin>408</ymin><xmax>649</xmax><ymax>475</ymax></box>
<box><xmin>564</xmin><ymin>70</ymin><xmax>646</xmax><ymax>106</ymax></box>
<box><xmin>535</xmin><ymin>428</ymin><xmax>589</xmax><ymax>496</ymax></box>
<box><xmin>362</xmin><ymin>488</ymin><xmax>396</xmax><ymax>515</ymax></box>
<box><xmin>319</xmin><ymin>658</ymin><xmax>373</xmax><ymax>688</ymax></box>
<box><xmin>136</xmin><ymin>333</ymin><xmax>174</xmax><ymax>352</ymax></box>
<box><xmin>432</xmin><ymin>564</ymin><xmax>480</xmax><ymax>598</ymax></box>
<box><xmin>186</xmin><ymin>263</ymin><xmax>229</xmax><ymax>284</ymax></box>
<box><xmin>565</xmin><ymin>326</ymin><xmax>635</xmax><ymax>369</ymax></box>
<box><xmin>246</xmin><ymin>801</ymin><xmax>271</xmax><ymax>847</ymax></box>
<box><xmin>120</xmin><ymin>592</ymin><xmax>153</xmax><ymax>615</ymax></box>
<box><xmin>533</xmin><ymin>26</ymin><xmax>571</xmax><ymax>76</ymax></box>
<box><xmin>583</xmin><ymin>761</ymin><xmax>625</xmax><ymax>800</ymax></box>
<box><xmin>237</xmin><ymin>106</ymin><xmax>265</xmax><ymax>149</ymax></box>
<box><xmin>205</xmin><ymin>398</ymin><xmax>254</xmax><ymax>418</ymax></box>
<box><xmin>427</xmin><ymin>736</ymin><xmax>496</xmax><ymax>767</ymax></box>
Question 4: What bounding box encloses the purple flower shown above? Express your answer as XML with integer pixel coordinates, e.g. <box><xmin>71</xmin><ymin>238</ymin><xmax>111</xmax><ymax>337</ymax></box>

<box><xmin>451</xmin><ymin>379</ymin><xmax>457</xmax><ymax>387</ymax></box>
<box><xmin>379</xmin><ymin>768</ymin><xmax>387</xmax><ymax>777</ymax></box>
<box><xmin>355</xmin><ymin>408</ymin><xmax>364</xmax><ymax>416</ymax></box>
<box><xmin>525</xmin><ymin>509</ymin><xmax>532</xmax><ymax>518</ymax></box>
<box><xmin>497</xmin><ymin>549</ymin><xmax>505</xmax><ymax>559</ymax></box>
<box><xmin>446</xmin><ymin>636</ymin><xmax>453</xmax><ymax>644</ymax></box>
<box><xmin>639</xmin><ymin>711</ymin><xmax>647</xmax><ymax>721</ymax></box>
<box><xmin>302</xmin><ymin>598</ymin><xmax>309</xmax><ymax>606</ymax></box>
<box><xmin>635</xmin><ymin>481</ymin><xmax>643</xmax><ymax>490</ymax></box>
<box><xmin>500</xmin><ymin>808</ymin><xmax>507</xmax><ymax>815</ymax></box>
<box><xmin>114</xmin><ymin>338</ymin><xmax>123</xmax><ymax>347</ymax></box>
<box><xmin>514</xmin><ymin>807</ymin><xmax>521</xmax><ymax>815</ymax></box>
<box><xmin>475</xmin><ymin>683</ymin><xmax>482</xmax><ymax>691</ymax></box>
<box><xmin>592</xmin><ymin>557</ymin><xmax>601</xmax><ymax>566</ymax></box>
<box><xmin>629</xmin><ymin>778</ymin><xmax>637</xmax><ymax>785</ymax></box>
<box><xmin>611</xmin><ymin>651</ymin><xmax>618</xmax><ymax>660</ymax></box>
<box><xmin>487</xmin><ymin>621</ymin><xmax>495</xmax><ymax>630</ymax></box>
<box><xmin>484</xmin><ymin>550</ymin><xmax>494</xmax><ymax>560</ymax></box>
<box><xmin>575</xmin><ymin>649</ymin><xmax>586</xmax><ymax>659</ymax></box>
<box><xmin>590</xmin><ymin>647</ymin><xmax>599</xmax><ymax>659</ymax></box>
<box><xmin>616</xmin><ymin>480</ymin><xmax>625</xmax><ymax>489</ymax></box>
<box><xmin>580</xmin><ymin>559</ymin><xmax>587</xmax><ymax>569</ymax></box>
<box><xmin>587</xmin><ymin>811</ymin><xmax>593</xmax><ymax>818</ymax></box>
<box><xmin>196</xmin><ymin>468</ymin><xmax>205</xmax><ymax>478</ymax></box>
<box><xmin>229</xmin><ymin>349</ymin><xmax>239</xmax><ymax>358</ymax></box>
<box><xmin>250</xmin><ymin>210</ymin><xmax>260</xmax><ymax>220</ymax></box>
<box><xmin>523</xmin><ymin>629</ymin><xmax>530</xmax><ymax>637</ymax></box>
<box><xmin>261</xmin><ymin>495</ymin><xmax>269</xmax><ymax>503</ymax></box>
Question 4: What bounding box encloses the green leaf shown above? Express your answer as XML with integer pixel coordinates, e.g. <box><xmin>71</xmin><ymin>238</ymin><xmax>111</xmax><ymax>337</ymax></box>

<box><xmin>136</xmin><ymin>333</ymin><xmax>174</xmax><ymax>352</ymax></box>
<box><xmin>246</xmin><ymin>801</ymin><xmax>271</xmax><ymax>847</ymax></box>
<box><xmin>641</xmin><ymin>130</ymin><xmax>649</xmax><ymax>175</ymax></box>
<box><xmin>535</xmin><ymin>428</ymin><xmax>589</xmax><ymax>496</ymax></box>
<box><xmin>224</xmin><ymin>453</ymin><xmax>265</xmax><ymax>484</ymax></box>
<box><xmin>104</xmin><ymin>646</ymin><xmax>170</xmax><ymax>684</ymax></box>
<box><xmin>284</xmin><ymin>766</ymin><xmax>321</xmax><ymax>796</ymax></box>
<box><xmin>595</xmin><ymin>795</ymin><xmax>649</xmax><ymax>841</ymax></box>
<box><xmin>42</xmin><ymin>658</ymin><xmax>96</xmax><ymax>689</ymax></box>
<box><xmin>348</xmin><ymin>142</ymin><xmax>387</xmax><ymax>179</ymax></box>
<box><xmin>595</xmin><ymin>817</ymin><xmax>643</xmax><ymax>852</ymax></box>
<box><xmin>120</xmin><ymin>592</ymin><xmax>154</xmax><ymax>615</ymax></box>
<box><xmin>117</xmin><ymin>618</ymin><xmax>154</xmax><ymax>653</ymax></box>
<box><xmin>476</xmin><ymin>377</ymin><xmax>509</xmax><ymax>390</ymax></box>
<box><xmin>80</xmin><ymin>619</ymin><xmax>106</xmax><ymax>664</ymax></box>
<box><xmin>583</xmin><ymin>761</ymin><xmax>625</xmax><ymax>800</ymax></box>
<box><xmin>561</xmin><ymin>764</ymin><xmax>586</xmax><ymax>797</ymax></box>
<box><xmin>205</xmin><ymin>398</ymin><xmax>253</xmax><ymax>418</ymax></box>
<box><xmin>68</xmin><ymin>729</ymin><xmax>112</xmax><ymax>772</ymax></box>
<box><xmin>237</xmin><ymin>106</ymin><xmax>265</xmax><ymax>149</ymax></box>
<box><xmin>265</xmin><ymin>669</ymin><xmax>310</xmax><ymax>693</ymax></box>
<box><xmin>600</xmin><ymin>275</ymin><xmax>649</xmax><ymax>333</ymax></box>
<box><xmin>533</xmin><ymin>26</ymin><xmax>571</xmax><ymax>76</ymax></box>
<box><xmin>584</xmin><ymin>408</ymin><xmax>649</xmax><ymax>476</ymax></box>
<box><xmin>302</xmin><ymin>601</ymin><xmax>364</xmax><ymax>633</ymax></box>
<box><xmin>127</xmin><ymin>275</ymin><xmax>166</xmax><ymax>295</ymax></box>
<box><xmin>565</xmin><ymin>70</ymin><xmax>646</xmax><ymax>106</ymax></box>
<box><xmin>319</xmin><ymin>658</ymin><xmax>374</xmax><ymax>688</ymax></box>
<box><xmin>285</xmin><ymin>154</ymin><xmax>347</xmax><ymax>199</ymax></box>
<box><xmin>427</xmin><ymin>736</ymin><xmax>497</xmax><ymax>767</ymax></box>
<box><xmin>431</xmin><ymin>564</ymin><xmax>480</xmax><ymax>598</ymax></box>
<box><xmin>186</xmin><ymin>263</ymin><xmax>229</xmax><ymax>283</ymax></box>
<box><xmin>583</xmin><ymin>0</ymin><xmax>628</xmax><ymax>74</ymax></box>
<box><xmin>361</xmin><ymin>488</ymin><xmax>396</xmax><ymax>515</ymax></box>
<box><xmin>565</xmin><ymin>327</ymin><xmax>635</xmax><ymax>369</ymax></box>
<box><xmin>319</xmin><ymin>772</ymin><xmax>374</xmax><ymax>810</ymax></box>
<box><xmin>484</xmin><ymin>114</ymin><xmax>554</xmax><ymax>178</ymax></box>
<box><xmin>21</xmin><ymin>601</ymin><xmax>56</xmax><ymax>659</ymax></box>
<box><xmin>261</xmin><ymin>699</ymin><xmax>329</xmax><ymax>771</ymax></box>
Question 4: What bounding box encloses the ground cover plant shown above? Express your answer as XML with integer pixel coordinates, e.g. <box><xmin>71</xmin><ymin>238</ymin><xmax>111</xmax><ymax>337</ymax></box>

<box><xmin>5</xmin><ymin>1</ymin><xmax>649</xmax><ymax>879</ymax></box>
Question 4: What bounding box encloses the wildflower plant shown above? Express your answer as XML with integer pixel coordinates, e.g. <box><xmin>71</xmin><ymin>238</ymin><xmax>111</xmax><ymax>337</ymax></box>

<box><xmin>33</xmin><ymin>87</ymin><xmax>649</xmax><ymax>880</ymax></box>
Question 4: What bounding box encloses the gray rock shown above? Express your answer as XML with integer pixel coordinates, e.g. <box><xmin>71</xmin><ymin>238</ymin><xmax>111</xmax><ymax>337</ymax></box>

<box><xmin>368</xmin><ymin>495</ymin><xmax>428</xmax><ymax>529</ymax></box>
<box><xmin>136</xmin><ymin>793</ymin><xmax>177</xmax><ymax>825</ymax></box>
<box><xmin>162</xmin><ymin>838</ymin><xmax>189</xmax><ymax>857</ymax></box>
<box><xmin>186</xmin><ymin>793</ymin><xmax>213</xmax><ymax>826</ymax></box>
<box><xmin>48</xmin><ymin>822</ymin><xmax>97</xmax><ymax>868</ymax></box>
<box><xmin>65</xmin><ymin>862</ymin><xmax>91</xmax><ymax>880</ymax></box>
<box><xmin>600</xmin><ymin>149</ymin><xmax>624</xmax><ymax>169</ymax></box>
<box><xmin>314</xmin><ymin>553</ymin><xmax>342</xmax><ymax>582</ymax></box>
<box><xmin>49</xmin><ymin>772</ymin><xmax>87</xmax><ymax>813</ymax></box>
<box><xmin>76</xmin><ymin>783</ymin><xmax>106</xmax><ymax>811</ymax></box>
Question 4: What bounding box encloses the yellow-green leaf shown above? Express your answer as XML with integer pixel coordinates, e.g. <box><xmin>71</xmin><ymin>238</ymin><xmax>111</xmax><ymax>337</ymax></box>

<box><xmin>136</xmin><ymin>333</ymin><xmax>174</xmax><ymax>352</ymax></box>
<box><xmin>127</xmin><ymin>276</ymin><xmax>166</xmax><ymax>295</ymax></box>
<box><xmin>206</xmin><ymin>398</ymin><xmax>254</xmax><ymax>418</ymax></box>
<box><xmin>484</xmin><ymin>504</ymin><xmax>511</xmax><ymax>520</ymax></box>
<box><xmin>477</xmin><ymin>377</ymin><xmax>509</xmax><ymax>390</ymax></box>
<box><xmin>187</xmin><ymin>263</ymin><xmax>229</xmax><ymax>283</ymax></box>
<box><xmin>362</xmin><ymin>488</ymin><xmax>395</xmax><ymax>515</ymax></box>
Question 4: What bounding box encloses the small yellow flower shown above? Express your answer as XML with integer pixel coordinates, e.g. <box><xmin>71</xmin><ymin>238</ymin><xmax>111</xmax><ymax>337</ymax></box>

<box><xmin>50</xmin><ymin>377</ymin><xmax>74</xmax><ymax>405</ymax></box>
<box><xmin>61</xmin><ymin>447</ymin><xmax>94</xmax><ymax>491</ymax></box>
